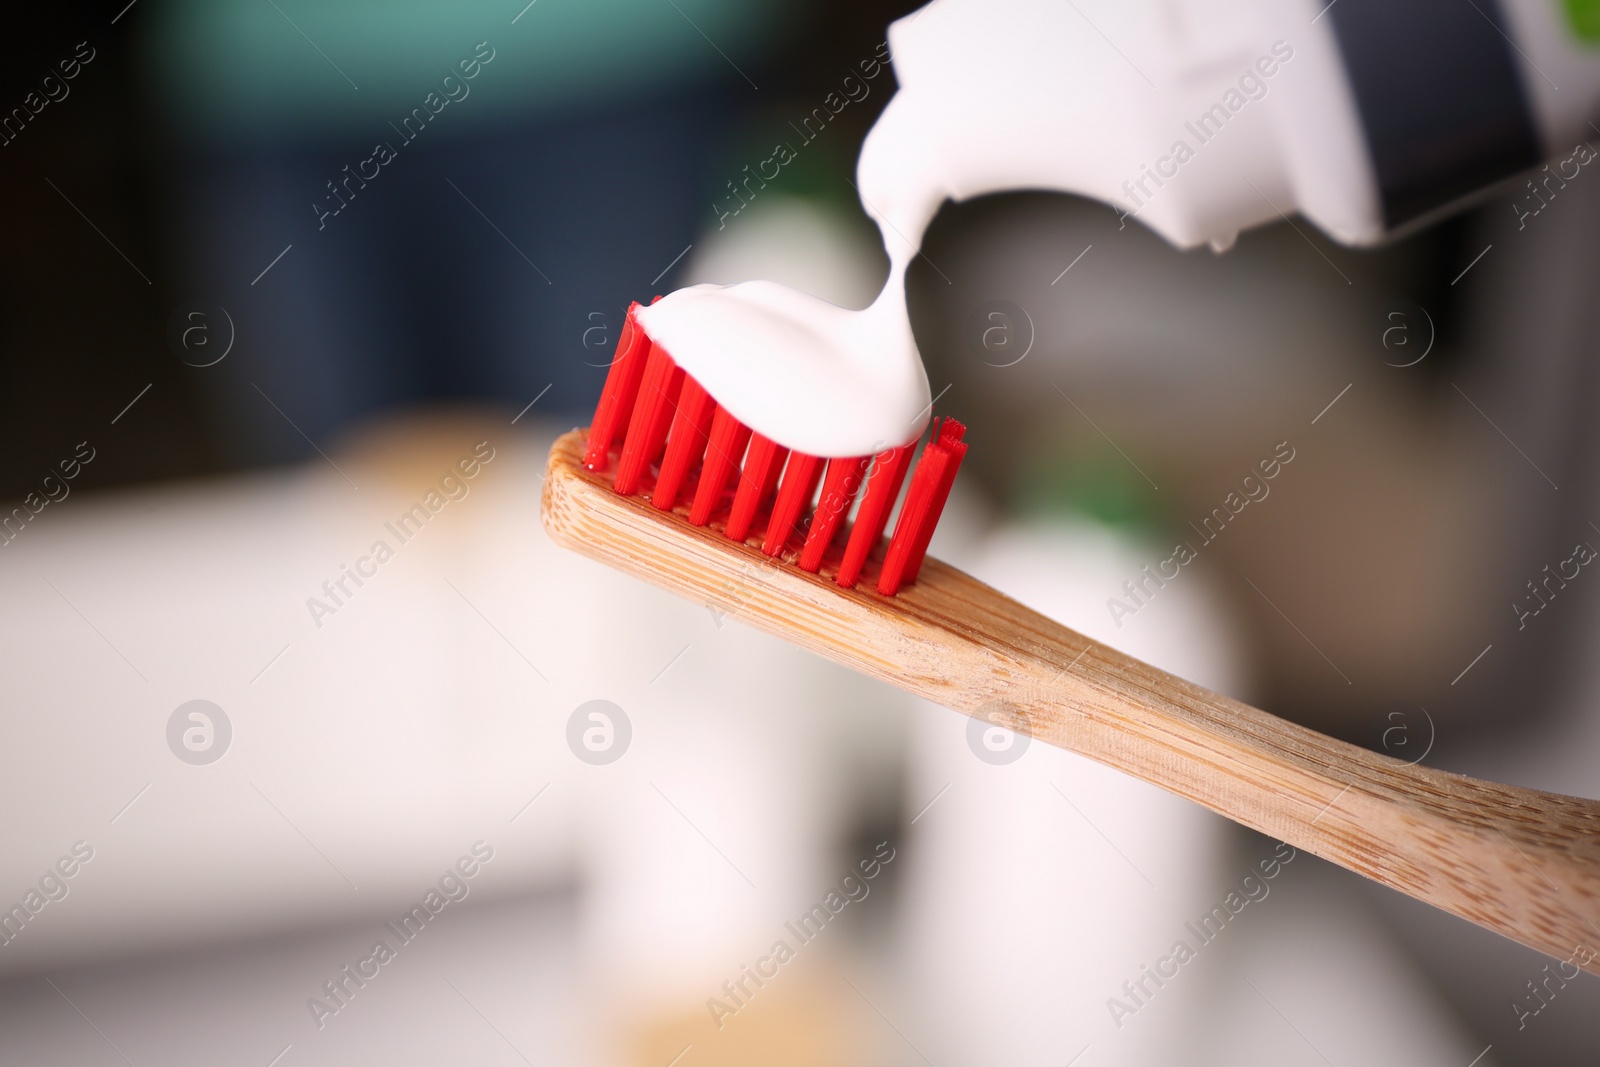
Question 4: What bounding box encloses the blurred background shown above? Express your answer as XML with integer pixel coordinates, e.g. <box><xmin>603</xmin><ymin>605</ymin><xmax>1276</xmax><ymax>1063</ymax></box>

<box><xmin>3</xmin><ymin>1</ymin><xmax>1599</xmax><ymax>1064</ymax></box>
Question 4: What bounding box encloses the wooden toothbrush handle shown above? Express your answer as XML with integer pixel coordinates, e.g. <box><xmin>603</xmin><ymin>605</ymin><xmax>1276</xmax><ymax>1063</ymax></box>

<box><xmin>947</xmin><ymin>566</ymin><xmax>1600</xmax><ymax>973</ymax></box>
<box><xmin>542</xmin><ymin>430</ymin><xmax>1600</xmax><ymax>972</ymax></box>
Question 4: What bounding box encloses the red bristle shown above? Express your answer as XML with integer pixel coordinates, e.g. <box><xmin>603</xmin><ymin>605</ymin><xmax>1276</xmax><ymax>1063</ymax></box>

<box><xmin>583</xmin><ymin>304</ymin><xmax>649</xmax><ymax>471</ymax></box>
<box><xmin>584</xmin><ymin>300</ymin><xmax>968</xmax><ymax>597</ymax></box>
<box><xmin>798</xmin><ymin>455</ymin><xmax>871</xmax><ymax>572</ymax></box>
<box><xmin>762</xmin><ymin>451</ymin><xmax>823</xmax><ymax>556</ymax></box>
<box><xmin>877</xmin><ymin>419</ymin><xmax>968</xmax><ymax>595</ymax></box>
<box><xmin>902</xmin><ymin>419</ymin><xmax>967</xmax><ymax>583</ymax></box>
<box><xmin>653</xmin><ymin>374</ymin><xmax>716</xmax><ymax>511</ymax></box>
<box><xmin>877</xmin><ymin>444</ymin><xmax>946</xmax><ymax>595</ymax></box>
<box><xmin>688</xmin><ymin>406</ymin><xmax>751</xmax><ymax>526</ymax></box>
<box><xmin>613</xmin><ymin>343</ymin><xmax>682</xmax><ymax>496</ymax></box>
<box><xmin>725</xmin><ymin>433</ymin><xmax>787</xmax><ymax>542</ymax></box>
<box><xmin>835</xmin><ymin>443</ymin><xmax>913</xmax><ymax>589</ymax></box>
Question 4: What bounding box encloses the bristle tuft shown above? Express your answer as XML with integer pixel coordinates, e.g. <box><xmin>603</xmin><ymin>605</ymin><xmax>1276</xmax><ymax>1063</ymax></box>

<box><xmin>763</xmin><ymin>452</ymin><xmax>823</xmax><ymax>556</ymax></box>
<box><xmin>582</xmin><ymin>304</ymin><xmax>649</xmax><ymax>471</ymax></box>
<box><xmin>835</xmin><ymin>444</ymin><xmax>913</xmax><ymax>589</ymax></box>
<box><xmin>612</xmin><ymin>343</ymin><xmax>682</xmax><ymax>496</ymax></box>
<box><xmin>583</xmin><ymin>307</ymin><xmax>969</xmax><ymax>596</ymax></box>
<box><xmin>688</xmin><ymin>406</ymin><xmax>750</xmax><ymax>526</ymax></box>
<box><xmin>725</xmin><ymin>433</ymin><xmax>786</xmax><ymax>542</ymax></box>
<box><xmin>653</xmin><ymin>374</ymin><xmax>715</xmax><ymax>510</ymax></box>
<box><xmin>877</xmin><ymin>419</ymin><xmax>967</xmax><ymax>595</ymax></box>
<box><xmin>799</xmin><ymin>455</ymin><xmax>870</xmax><ymax>572</ymax></box>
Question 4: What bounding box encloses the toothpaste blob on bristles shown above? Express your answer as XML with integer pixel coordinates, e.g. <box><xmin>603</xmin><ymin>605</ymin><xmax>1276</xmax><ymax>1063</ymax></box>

<box><xmin>581</xmin><ymin>287</ymin><xmax>966</xmax><ymax>595</ymax></box>
<box><xmin>634</xmin><ymin>277</ymin><xmax>931</xmax><ymax>459</ymax></box>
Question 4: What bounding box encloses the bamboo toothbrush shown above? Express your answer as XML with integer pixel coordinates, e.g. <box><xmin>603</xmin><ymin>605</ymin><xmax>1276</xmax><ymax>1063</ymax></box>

<box><xmin>542</xmin><ymin>306</ymin><xmax>1600</xmax><ymax>973</ymax></box>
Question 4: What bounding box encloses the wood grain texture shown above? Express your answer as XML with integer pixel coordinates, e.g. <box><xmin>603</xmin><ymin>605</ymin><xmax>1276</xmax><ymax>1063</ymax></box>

<box><xmin>542</xmin><ymin>429</ymin><xmax>1600</xmax><ymax>971</ymax></box>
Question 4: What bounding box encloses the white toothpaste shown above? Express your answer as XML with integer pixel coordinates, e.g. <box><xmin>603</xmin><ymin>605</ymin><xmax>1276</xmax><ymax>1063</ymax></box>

<box><xmin>640</xmin><ymin>0</ymin><xmax>1600</xmax><ymax>457</ymax></box>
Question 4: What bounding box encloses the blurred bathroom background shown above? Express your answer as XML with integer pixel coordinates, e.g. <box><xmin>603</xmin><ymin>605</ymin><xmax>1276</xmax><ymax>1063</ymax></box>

<box><xmin>2</xmin><ymin>1</ymin><xmax>1598</xmax><ymax>1064</ymax></box>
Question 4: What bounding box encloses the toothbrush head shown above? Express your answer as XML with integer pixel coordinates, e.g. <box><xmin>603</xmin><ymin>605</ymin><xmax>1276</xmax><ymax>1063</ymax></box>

<box><xmin>576</xmin><ymin>301</ymin><xmax>967</xmax><ymax>596</ymax></box>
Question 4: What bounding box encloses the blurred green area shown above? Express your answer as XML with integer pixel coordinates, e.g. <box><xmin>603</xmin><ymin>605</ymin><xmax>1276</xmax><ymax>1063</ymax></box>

<box><xmin>1565</xmin><ymin>0</ymin><xmax>1600</xmax><ymax>42</ymax></box>
<box><xmin>1010</xmin><ymin>438</ymin><xmax>1163</xmax><ymax>532</ymax></box>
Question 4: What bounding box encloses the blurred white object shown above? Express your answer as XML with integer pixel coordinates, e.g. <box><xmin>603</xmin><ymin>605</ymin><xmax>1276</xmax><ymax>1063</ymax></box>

<box><xmin>0</xmin><ymin>418</ymin><xmax>895</xmax><ymax>1031</ymax></box>
<box><xmin>897</xmin><ymin>514</ymin><xmax>1485</xmax><ymax>1064</ymax></box>
<box><xmin>897</xmin><ymin>516</ymin><xmax>1244</xmax><ymax>1066</ymax></box>
<box><xmin>0</xmin><ymin>892</ymin><xmax>591</xmax><ymax>1067</ymax></box>
<box><xmin>1199</xmin><ymin>865</ymin><xmax>1503</xmax><ymax>1067</ymax></box>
